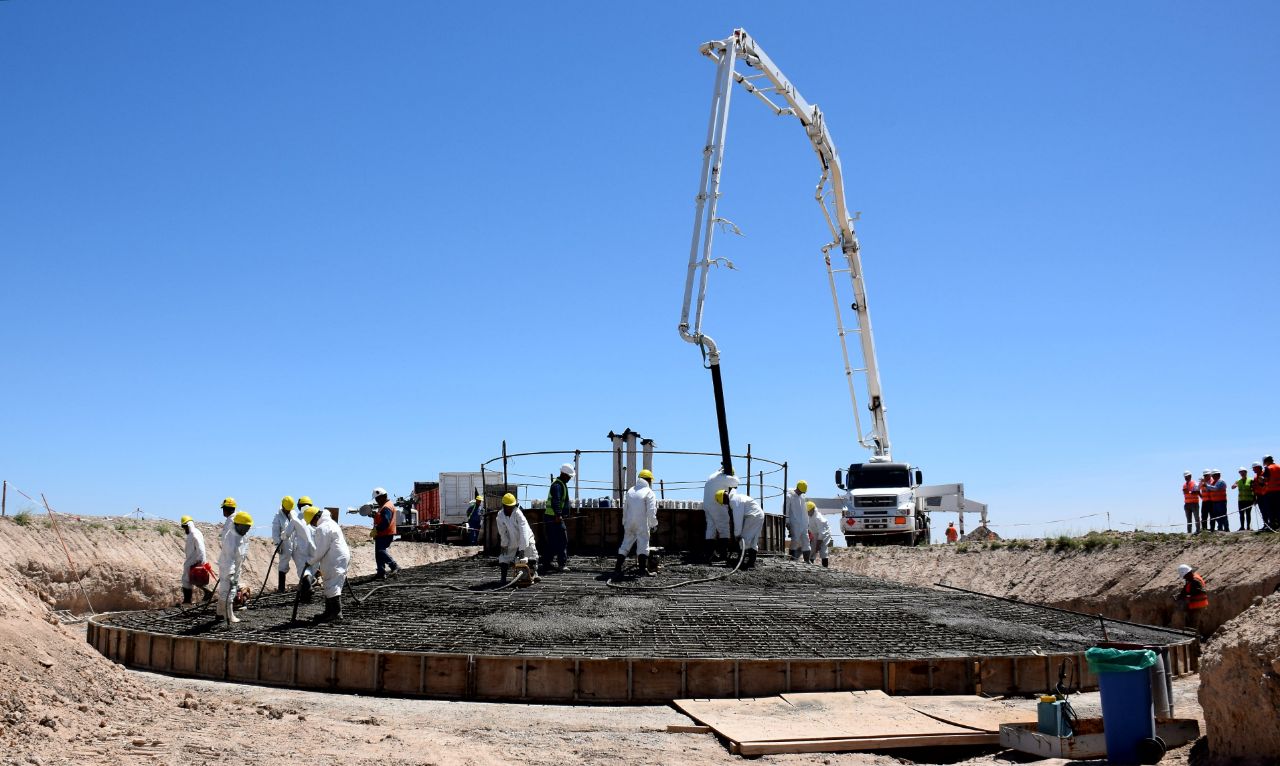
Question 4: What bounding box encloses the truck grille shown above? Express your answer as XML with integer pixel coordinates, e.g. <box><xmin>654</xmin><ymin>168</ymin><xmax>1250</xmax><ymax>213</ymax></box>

<box><xmin>854</xmin><ymin>495</ymin><xmax>896</xmax><ymax>508</ymax></box>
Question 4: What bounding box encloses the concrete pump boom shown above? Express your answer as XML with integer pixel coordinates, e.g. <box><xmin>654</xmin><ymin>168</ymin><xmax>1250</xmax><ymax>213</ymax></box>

<box><xmin>678</xmin><ymin>28</ymin><xmax>891</xmax><ymax>466</ymax></box>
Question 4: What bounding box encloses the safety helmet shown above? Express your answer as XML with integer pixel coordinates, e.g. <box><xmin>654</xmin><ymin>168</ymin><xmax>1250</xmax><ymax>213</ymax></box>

<box><xmin>302</xmin><ymin>506</ymin><xmax>321</xmax><ymax>524</ymax></box>
<box><xmin>221</xmin><ymin>497</ymin><xmax>237</xmax><ymax>509</ymax></box>
<box><xmin>180</xmin><ymin>515</ymin><xmax>193</xmax><ymax>526</ymax></box>
<box><xmin>1182</xmin><ymin>471</ymin><xmax>1192</xmax><ymax>477</ymax></box>
<box><xmin>1211</xmin><ymin>469</ymin><xmax>1221</xmax><ymax>475</ymax></box>
<box><xmin>638</xmin><ymin>469</ymin><xmax>654</xmax><ymax>481</ymax></box>
<box><xmin>1176</xmin><ymin>564</ymin><xmax>1192</xmax><ymax>578</ymax></box>
<box><xmin>298</xmin><ymin>496</ymin><xmax>313</xmax><ymax>508</ymax></box>
<box><xmin>1254</xmin><ymin>462</ymin><xmax>1263</xmax><ymax>469</ymax></box>
<box><xmin>232</xmin><ymin>511</ymin><xmax>253</xmax><ymax>526</ymax></box>
<box><xmin>502</xmin><ymin>493</ymin><xmax>517</xmax><ymax>507</ymax></box>
<box><xmin>281</xmin><ymin>496</ymin><xmax>295</xmax><ymax>511</ymax></box>
<box><xmin>1239</xmin><ymin>467</ymin><xmax>1248</xmax><ymax>473</ymax></box>
<box><xmin>1202</xmin><ymin>470</ymin><xmax>1211</xmax><ymax>476</ymax></box>
<box><xmin>715</xmin><ymin>489</ymin><xmax>728</xmax><ymax>505</ymax></box>
<box><xmin>560</xmin><ymin>463</ymin><xmax>575</xmax><ymax>478</ymax></box>
<box><xmin>805</xmin><ymin>501</ymin><xmax>816</xmax><ymax>512</ymax></box>
<box><xmin>372</xmin><ymin>487</ymin><xmax>388</xmax><ymax>500</ymax></box>
<box><xmin>796</xmin><ymin>480</ymin><xmax>808</xmax><ymax>493</ymax></box>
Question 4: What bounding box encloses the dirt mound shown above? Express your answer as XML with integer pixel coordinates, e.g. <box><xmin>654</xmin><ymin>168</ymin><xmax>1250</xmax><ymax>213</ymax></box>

<box><xmin>1198</xmin><ymin>591</ymin><xmax>1280</xmax><ymax>763</ymax></box>
<box><xmin>830</xmin><ymin>532</ymin><xmax>1280</xmax><ymax>636</ymax></box>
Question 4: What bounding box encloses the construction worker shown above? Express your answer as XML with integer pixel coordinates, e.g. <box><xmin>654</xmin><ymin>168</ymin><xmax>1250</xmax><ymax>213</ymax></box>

<box><xmin>716</xmin><ymin>488</ymin><xmax>764</xmax><ymax>570</ymax></box>
<box><xmin>1263</xmin><ymin>455</ymin><xmax>1280</xmax><ymax>532</ymax></box>
<box><xmin>216</xmin><ymin>511</ymin><xmax>253</xmax><ymax>624</ymax></box>
<box><xmin>466</xmin><ymin>493</ymin><xmax>484</xmax><ymax>545</ymax></box>
<box><xmin>702</xmin><ymin>468</ymin><xmax>738</xmax><ymax>563</ymax></box>
<box><xmin>1208</xmin><ymin>470</ymin><xmax>1229</xmax><ymax>532</ymax></box>
<box><xmin>371</xmin><ymin>487</ymin><xmax>400</xmax><ymax>580</ymax></box>
<box><xmin>784</xmin><ymin>480</ymin><xmax>810</xmax><ymax>561</ymax></box>
<box><xmin>616</xmin><ymin>469</ymin><xmax>658</xmax><ymax>578</ymax></box>
<box><xmin>179</xmin><ymin>516</ymin><xmax>213</xmax><ymax>604</ymax></box>
<box><xmin>1173</xmin><ymin>563</ymin><xmax>1209</xmax><ymax>639</ymax></box>
<box><xmin>270</xmin><ymin>496</ymin><xmax>297</xmax><ymax>593</ymax></box>
<box><xmin>805</xmin><ymin>501</ymin><xmax>833</xmax><ymax>567</ymax></box>
<box><xmin>1181</xmin><ymin>471</ymin><xmax>1201</xmax><ymax>533</ymax></box>
<box><xmin>284</xmin><ymin>501</ymin><xmax>316</xmax><ymax>602</ymax></box>
<box><xmin>945</xmin><ymin>522</ymin><xmax>959</xmax><ymax>543</ymax></box>
<box><xmin>496</xmin><ymin>493</ymin><xmax>540</xmax><ymax>584</ymax></box>
<box><xmin>1197</xmin><ymin>471</ymin><xmax>1213</xmax><ymax>532</ymax></box>
<box><xmin>1254</xmin><ymin>462</ymin><xmax>1271</xmax><ymax>532</ymax></box>
<box><xmin>542</xmin><ymin>463</ymin><xmax>574</xmax><ymax>574</ymax></box>
<box><xmin>304</xmin><ymin>503</ymin><xmax>350</xmax><ymax>623</ymax></box>
<box><xmin>1232</xmin><ymin>467</ymin><xmax>1255</xmax><ymax>531</ymax></box>
<box><xmin>219</xmin><ymin>497</ymin><xmax>237</xmax><ymax>538</ymax></box>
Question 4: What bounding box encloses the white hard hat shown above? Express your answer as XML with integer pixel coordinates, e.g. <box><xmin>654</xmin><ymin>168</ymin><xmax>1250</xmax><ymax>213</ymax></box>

<box><xmin>1211</xmin><ymin>469</ymin><xmax>1221</xmax><ymax>475</ymax></box>
<box><xmin>1182</xmin><ymin>471</ymin><xmax>1192</xmax><ymax>477</ymax></box>
<box><xmin>1176</xmin><ymin>564</ymin><xmax>1192</xmax><ymax>578</ymax></box>
<box><xmin>1239</xmin><ymin>467</ymin><xmax>1248</xmax><ymax>473</ymax></box>
<box><xmin>1202</xmin><ymin>470</ymin><xmax>1211</xmax><ymax>475</ymax></box>
<box><xmin>372</xmin><ymin>487</ymin><xmax>388</xmax><ymax>499</ymax></box>
<box><xmin>1253</xmin><ymin>462</ymin><xmax>1263</xmax><ymax>468</ymax></box>
<box><xmin>560</xmin><ymin>463</ymin><xmax>575</xmax><ymax>478</ymax></box>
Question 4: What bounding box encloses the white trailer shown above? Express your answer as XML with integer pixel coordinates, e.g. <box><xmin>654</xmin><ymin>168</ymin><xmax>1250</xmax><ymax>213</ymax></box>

<box><xmin>438</xmin><ymin>471</ymin><xmax>501</xmax><ymax>527</ymax></box>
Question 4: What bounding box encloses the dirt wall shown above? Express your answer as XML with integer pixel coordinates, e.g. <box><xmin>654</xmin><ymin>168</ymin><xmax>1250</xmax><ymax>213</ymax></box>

<box><xmin>1198</xmin><ymin>592</ymin><xmax>1280</xmax><ymax>763</ymax></box>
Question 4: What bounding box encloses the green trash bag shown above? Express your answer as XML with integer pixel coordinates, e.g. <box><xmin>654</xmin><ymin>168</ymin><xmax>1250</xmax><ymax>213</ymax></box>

<box><xmin>1085</xmin><ymin>647</ymin><xmax>1158</xmax><ymax>674</ymax></box>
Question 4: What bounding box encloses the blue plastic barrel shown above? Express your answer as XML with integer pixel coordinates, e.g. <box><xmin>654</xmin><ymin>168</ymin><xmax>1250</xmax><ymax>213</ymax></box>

<box><xmin>1097</xmin><ymin>665</ymin><xmax>1156</xmax><ymax>763</ymax></box>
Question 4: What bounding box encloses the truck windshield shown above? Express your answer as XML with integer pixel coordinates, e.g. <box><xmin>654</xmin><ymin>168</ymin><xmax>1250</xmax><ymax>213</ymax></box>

<box><xmin>847</xmin><ymin>466</ymin><xmax>911</xmax><ymax>489</ymax></box>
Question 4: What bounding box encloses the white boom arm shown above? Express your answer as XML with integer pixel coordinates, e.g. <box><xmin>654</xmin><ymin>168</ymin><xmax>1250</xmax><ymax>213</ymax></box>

<box><xmin>678</xmin><ymin>28</ymin><xmax>891</xmax><ymax>459</ymax></box>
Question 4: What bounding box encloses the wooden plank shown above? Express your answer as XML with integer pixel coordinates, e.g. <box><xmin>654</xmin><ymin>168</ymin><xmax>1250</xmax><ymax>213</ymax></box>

<box><xmin>666</xmin><ymin>724</ymin><xmax>712</xmax><ymax>734</ymax></box>
<box><xmin>226</xmin><ymin>642</ymin><xmax>259</xmax><ymax>682</ymax></box>
<box><xmin>737</xmin><ymin>732</ymin><xmax>998</xmax><ymax>755</ymax></box>
<box><xmin>525</xmin><ymin>657</ymin><xmax>577</xmax><ymax>702</ymax></box>
<box><xmin>674</xmin><ymin>697</ymin><xmax>834</xmax><ymax>743</ymax></box>
<box><xmin>630</xmin><ymin>659</ymin><xmax>685</xmax><ymax>702</ymax></box>
<box><xmin>897</xmin><ymin>695</ymin><xmax>1035</xmax><ymax>733</ymax></box>
<box><xmin>381</xmin><ymin>653</ymin><xmax>425</xmax><ymax>696</ymax></box>
<box><xmin>257</xmin><ymin>644</ymin><xmax>293</xmax><ymax>685</ymax></box>
<box><xmin>780</xmin><ymin>692</ymin><xmax>974</xmax><ymax>739</ymax></box>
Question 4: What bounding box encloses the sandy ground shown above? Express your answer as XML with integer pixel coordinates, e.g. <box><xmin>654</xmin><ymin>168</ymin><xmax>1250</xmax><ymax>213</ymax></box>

<box><xmin>0</xmin><ymin>516</ymin><xmax>1264</xmax><ymax>765</ymax></box>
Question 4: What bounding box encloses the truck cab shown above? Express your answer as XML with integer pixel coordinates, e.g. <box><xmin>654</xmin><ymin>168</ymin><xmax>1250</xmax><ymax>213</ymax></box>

<box><xmin>835</xmin><ymin>458</ymin><xmax>929</xmax><ymax>546</ymax></box>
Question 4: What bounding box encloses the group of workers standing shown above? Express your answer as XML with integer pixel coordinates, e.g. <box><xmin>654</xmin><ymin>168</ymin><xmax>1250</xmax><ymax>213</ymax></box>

<box><xmin>1180</xmin><ymin>455</ymin><xmax>1280</xmax><ymax>533</ymax></box>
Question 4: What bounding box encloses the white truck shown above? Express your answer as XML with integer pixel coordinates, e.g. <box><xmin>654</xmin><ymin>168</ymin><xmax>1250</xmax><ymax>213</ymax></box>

<box><xmin>678</xmin><ymin>29</ymin><xmax>984</xmax><ymax>545</ymax></box>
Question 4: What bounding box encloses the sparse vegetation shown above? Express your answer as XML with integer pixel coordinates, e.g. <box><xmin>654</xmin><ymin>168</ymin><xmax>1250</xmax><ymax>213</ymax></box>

<box><xmin>954</xmin><ymin>543</ymin><xmax>969</xmax><ymax>554</ymax></box>
<box><xmin>12</xmin><ymin>510</ymin><xmax>32</xmax><ymax>527</ymax></box>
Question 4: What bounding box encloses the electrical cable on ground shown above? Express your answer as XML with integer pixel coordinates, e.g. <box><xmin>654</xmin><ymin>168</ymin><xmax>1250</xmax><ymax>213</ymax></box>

<box><xmin>606</xmin><ymin>541</ymin><xmax>746</xmax><ymax>591</ymax></box>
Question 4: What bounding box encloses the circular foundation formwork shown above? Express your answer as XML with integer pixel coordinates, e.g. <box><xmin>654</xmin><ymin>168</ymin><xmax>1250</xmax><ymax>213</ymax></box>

<box><xmin>89</xmin><ymin>556</ymin><xmax>1195</xmax><ymax>704</ymax></box>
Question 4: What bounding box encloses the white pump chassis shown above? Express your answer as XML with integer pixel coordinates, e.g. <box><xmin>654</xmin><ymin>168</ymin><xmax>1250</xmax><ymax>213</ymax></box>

<box><xmin>678</xmin><ymin>28</ymin><xmax>891</xmax><ymax>463</ymax></box>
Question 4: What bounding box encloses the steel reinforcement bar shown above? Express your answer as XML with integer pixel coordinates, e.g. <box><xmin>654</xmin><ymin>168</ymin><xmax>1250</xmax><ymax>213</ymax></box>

<box><xmin>86</xmin><ymin>616</ymin><xmax>1196</xmax><ymax>703</ymax></box>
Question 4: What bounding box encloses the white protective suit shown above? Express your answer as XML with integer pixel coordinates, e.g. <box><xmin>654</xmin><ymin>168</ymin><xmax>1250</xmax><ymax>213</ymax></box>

<box><xmin>619</xmin><ymin>478</ymin><xmax>658</xmax><ymax>556</ymax></box>
<box><xmin>180</xmin><ymin>522</ymin><xmax>207</xmax><ymax>588</ymax></box>
<box><xmin>496</xmin><ymin>508</ymin><xmax>538</xmax><ymax>564</ymax></box>
<box><xmin>784</xmin><ymin>489</ymin><xmax>809</xmax><ymax>555</ymax></box>
<box><xmin>216</xmin><ymin>526</ymin><xmax>251</xmax><ymax>603</ymax></box>
<box><xmin>702</xmin><ymin>469</ymin><xmax>739</xmax><ymax>539</ymax></box>
<box><xmin>271</xmin><ymin>509</ymin><xmax>300</xmax><ymax>574</ymax></box>
<box><xmin>806</xmin><ymin>509</ymin><xmax>834</xmax><ymax>559</ymax></box>
<box><xmin>727</xmin><ymin>492</ymin><xmax>765</xmax><ymax>552</ymax></box>
<box><xmin>290</xmin><ymin>514</ymin><xmax>316</xmax><ymax>574</ymax></box>
<box><xmin>307</xmin><ymin>514</ymin><xmax>351</xmax><ymax>599</ymax></box>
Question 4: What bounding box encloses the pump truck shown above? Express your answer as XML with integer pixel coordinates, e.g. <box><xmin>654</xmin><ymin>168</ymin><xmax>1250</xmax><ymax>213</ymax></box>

<box><xmin>677</xmin><ymin>28</ymin><xmax>985</xmax><ymax>546</ymax></box>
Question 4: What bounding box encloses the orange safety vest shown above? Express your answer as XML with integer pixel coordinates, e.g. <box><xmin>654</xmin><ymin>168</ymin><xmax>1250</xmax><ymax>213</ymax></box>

<box><xmin>1207</xmin><ymin>482</ymin><xmax>1227</xmax><ymax>503</ymax></box>
<box><xmin>1182</xmin><ymin>481</ymin><xmax>1199</xmax><ymax>504</ymax></box>
<box><xmin>1183</xmin><ymin>572</ymin><xmax>1208</xmax><ymax>610</ymax></box>
<box><xmin>945</xmin><ymin>526</ymin><xmax>958</xmax><ymax>542</ymax></box>
<box><xmin>376</xmin><ymin>501</ymin><xmax>398</xmax><ymax>537</ymax></box>
<box><xmin>1255</xmin><ymin>470</ymin><xmax>1268</xmax><ymax>496</ymax></box>
<box><xmin>1265</xmin><ymin>465</ymin><xmax>1280</xmax><ymax>495</ymax></box>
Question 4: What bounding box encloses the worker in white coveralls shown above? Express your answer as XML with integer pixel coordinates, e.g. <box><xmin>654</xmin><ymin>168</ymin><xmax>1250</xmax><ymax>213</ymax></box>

<box><xmin>271</xmin><ymin>495</ymin><xmax>299</xmax><ymax>593</ymax></box>
<box><xmin>496</xmin><ymin>493</ymin><xmax>541</xmax><ymax>585</ymax></box>
<box><xmin>219</xmin><ymin>496</ymin><xmax>237</xmax><ymax>537</ymax></box>
<box><xmin>703</xmin><ymin>468</ymin><xmax>739</xmax><ymax>563</ymax></box>
<box><xmin>216</xmin><ymin>511</ymin><xmax>254</xmax><ymax>624</ymax></box>
<box><xmin>287</xmin><ymin>502</ymin><xmax>317</xmax><ymax>602</ymax></box>
<box><xmin>784</xmin><ymin>480</ymin><xmax>810</xmax><ymax>560</ymax></box>
<box><xmin>303</xmin><ymin>505</ymin><xmax>351</xmax><ymax>623</ymax></box>
<box><xmin>805</xmin><ymin>501</ymin><xmax>834</xmax><ymax>568</ymax></box>
<box><xmin>615</xmin><ymin>469</ymin><xmax>658</xmax><ymax>579</ymax></box>
<box><xmin>716</xmin><ymin>488</ymin><xmax>764</xmax><ymax>570</ymax></box>
<box><xmin>179</xmin><ymin>515</ymin><xmax>214</xmax><ymax>604</ymax></box>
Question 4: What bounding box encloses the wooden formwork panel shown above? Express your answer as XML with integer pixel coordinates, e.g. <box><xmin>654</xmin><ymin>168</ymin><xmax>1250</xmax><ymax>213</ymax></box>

<box><xmin>840</xmin><ymin>660</ymin><xmax>884</xmax><ymax>692</ymax></box>
<box><xmin>423</xmin><ymin>654</ymin><xmax>469</xmax><ymax>698</ymax></box>
<box><xmin>380</xmin><ymin>653</ymin><xmax>425</xmax><ymax>696</ymax></box>
<box><xmin>150</xmin><ymin>634</ymin><xmax>174</xmax><ymax>673</ymax></box>
<box><xmin>630</xmin><ymin>659</ymin><xmax>685</xmax><ymax>702</ymax></box>
<box><xmin>789</xmin><ymin>660</ymin><xmax>838</xmax><ymax>693</ymax></box>
<box><xmin>980</xmin><ymin>657</ymin><xmax>1017</xmax><ymax>694</ymax></box>
<box><xmin>474</xmin><ymin>656</ymin><xmax>524</xmax><ymax>700</ymax></box>
<box><xmin>133</xmin><ymin>632</ymin><xmax>152</xmax><ymax>669</ymax></box>
<box><xmin>577</xmin><ymin>658</ymin><xmax>630</xmax><ymax>702</ymax></box>
<box><xmin>336</xmin><ymin>650</ymin><xmax>377</xmax><ymax>693</ymax></box>
<box><xmin>258</xmin><ymin>644</ymin><xmax>295</xmax><ymax>686</ymax></box>
<box><xmin>172</xmin><ymin>637</ymin><xmax>199</xmax><ymax>674</ymax></box>
<box><xmin>227</xmin><ymin>642</ymin><xmax>259</xmax><ymax>683</ymax></box>
<box><xmin>296</xmin><ymin>647</ymin><xmax>336</xmax><ymax>689</ymax></box>
<box><xmin>738</xmin><ymin>661</ymin><xmax>788</xmax><ymax>698</ymax></box>
<box><xmin>198</xmin><ymin>641</ymin><xmax>227</xmax><ymax>678</ymax></box>
<box><xmin>686</xmin><ymin>659</ymin><xmax>736</xmax><ymax>698</ymax></box>
<box><xmin>525</xmin><ymin>657</ymin><xmax>577</xmax><ymax>701</ymax></box>
<box><xmin>927</xmin><ymin>659</ymin><xmax>972</xmax><ymax>694</ymax></box>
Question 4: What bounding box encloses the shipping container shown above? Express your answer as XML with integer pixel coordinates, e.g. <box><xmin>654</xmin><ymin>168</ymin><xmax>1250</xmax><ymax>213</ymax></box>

<box><xmin>438</xmin><ymin>471</ymin><xmax>503</xmax><ymax>526</ymax></box>
<box><xmin>413</xmin><ymin>481</ymin><xmax>440</xmax><ymax>524</ymax></box>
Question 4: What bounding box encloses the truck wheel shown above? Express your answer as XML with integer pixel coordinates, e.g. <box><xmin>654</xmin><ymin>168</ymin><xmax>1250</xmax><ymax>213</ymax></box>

<box><xmin>844</xmin><ymin>535</ymin><xmax>857</xmax><ymax>547</ymax></box>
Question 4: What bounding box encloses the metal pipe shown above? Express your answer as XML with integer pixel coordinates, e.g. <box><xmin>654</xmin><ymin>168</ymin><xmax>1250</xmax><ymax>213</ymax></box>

<box><xmin>746</xmin><ymin>444</ymin><xmax>752</xmax><ymax>496</ymax></box>
<box><xmin>501</xmin><ymin>441</ymin><xmax>509</xmax><ymax>492</ymax></box>
<box><xmin>710</xmin><ymin>362</ymin><xmax>734</xmax><ymax>476</ymax></box>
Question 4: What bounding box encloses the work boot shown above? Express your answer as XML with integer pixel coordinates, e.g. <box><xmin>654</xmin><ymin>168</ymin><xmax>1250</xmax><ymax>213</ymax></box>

<box><xmin>298</xmin><ymin>575</ymin><xmax>314</xmax><ymax>603</ymax></box>
<box><xmin>373</xmin><ymin>572</ymin><xmax>387</xmax><ymax>581</ymax></box>
<box><xmin>215</xmin><ymin>600</ymin><xmax>225</xmax><ymax>620</ymax></box>
<box><xmin>389</xmin><ymin>563</ymin><xmax>400</xmax><ymax>579</ymax></box>
<box><xmin>613</xmin><ymin>554</ymin><xmax>625</xmax><ymax>578</ymax></box>
<box><xmin>638</xmin><ymin>554</ymin><xmax>654</xmax><ymax>577</ymax></box>
<box><xmin>201</xmin><ymin>587</ymin><xmax>214</xmax><ymax>602</ymax></box>
<box><xmin>744</xmin><ymin>550</ymin><xmax>757</xmax><ymax>570</ymax></box>
<box><xmin>277</xmin><ymin>572</ymin><xmax>287</xmax><ymax>593</ymax></box>
<box><xmin>182</xmin><ymin>588</ymin><xmax>193</xmax><ymax>605</ymax></box>
<box><xmin>226</xmin><ymin>602</ymin><xmax>240</xmax><ymax>624</ymax></box>
<box><xmin>821</xmin><ymin>558</ymin><xmax>829</xmax><ymax>568</ymax></box>
<box><xmin>789</xmin><ymin>548</ymin><xmax>801</xmax><ymax>561</ymax></box>
<box><xmin>315</xmin><ymin>596</ymin><xmax>342</xmax><ymax>623</ymax></box>
<box><xmin>499</xmin><ymin>564</ymin><xmax>509</xmax><ymax>584</ymax></box>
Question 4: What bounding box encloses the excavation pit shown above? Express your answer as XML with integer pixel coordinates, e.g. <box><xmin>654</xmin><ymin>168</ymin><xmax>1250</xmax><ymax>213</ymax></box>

<box><xmin>89</xmin><ymin>555</ymin><xmax>1194</xmax><ymax>703</ymax></box>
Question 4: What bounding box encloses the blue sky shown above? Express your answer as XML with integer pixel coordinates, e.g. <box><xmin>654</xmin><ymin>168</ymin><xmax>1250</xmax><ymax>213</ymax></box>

<box><xmin>2</xmin><ymin>2</ymin><xmax>1276</xmax><ymax>539</ymax></box>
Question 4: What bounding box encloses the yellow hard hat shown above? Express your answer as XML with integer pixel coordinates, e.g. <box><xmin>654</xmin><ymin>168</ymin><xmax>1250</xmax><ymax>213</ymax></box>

<box><xmin>806</xmin><ymin>501</ymin><xmax>816</xmax><ymax>512</ymax></box>
<box><xmin>715</xmin><ymin>489</ymin><xmax>728</xmax><ymax>505</ymax></box>
<box><xmin>502</xmin><ymin>493</ymin><xmax>517</xmax><ymax>507</ymax></box>
<box><xmin>180</xmin><ymin>515</ymin><xmax>193</xmax><ymax>526</ymax></box>
<box><xmin>297</xmin><ymin>496</ymin><xmax>313</xmax><ymax>508</ymax></box>
<box><xmin>281</xmin><ymin>496</ymin><xmax>295</xmax><ymax>511</ymax></box>
<box><xmin>638</xmin><ymin>469</ymin><xmax>654</xmax><ymax>481</ymax></box>
<box><xmin>796</xmin><ymin>480</ymin><xmax>808</xmax><ymax>493</ymax></box>
<box><xmin>232</xmin><ymin>511</ymin><xmax>253</xmax><ymax>526</ymax></box>
<box><xmin>303</xmin><ymin>506</ymin><xmax>321</xmax><ymax>524</ymax></box>
<box><xmin>221</xmin><ymin>497</ymin><xmax>237</xmax><ymax>509</ymax></box>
